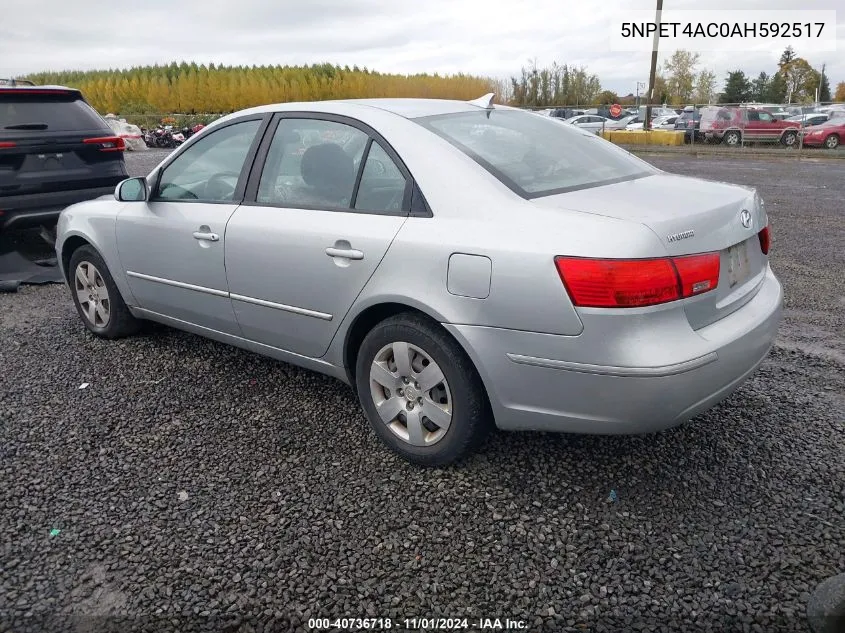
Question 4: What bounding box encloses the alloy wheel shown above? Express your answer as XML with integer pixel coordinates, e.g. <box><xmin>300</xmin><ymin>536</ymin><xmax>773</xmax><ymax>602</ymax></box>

<box><xmin>74</xmin><ymin>261</ymin><xmax>110</xmax><ymax>328</ymax></box>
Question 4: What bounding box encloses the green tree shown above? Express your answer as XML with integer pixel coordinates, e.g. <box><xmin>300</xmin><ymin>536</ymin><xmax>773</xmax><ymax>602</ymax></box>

<box><xmin>818</xmin><ymin>65</ymin><xmax>831</xmax><ymax>102</ymax></box>
<box><xmin>751</xmin><ymin>72</ymin><xmax>770</xmax><ymax>102</ymax></box>
<box><xmin>779</xmin><ymin>47</ymin><xmax>796</xmax><ymax>66</ymax></box>
<box><xmin>720</xmin><ymin>70</ymin><xmax>751</xmax><ymax>104</ymax></box>
<box><xmin>663</xmin><ymin>50</ymin><xmax>700</xmax><ymax>103</ymax></box>
<box><xmin>780</xmin><ymin>58</ymin><xmax>819</xmax><ymax>103</ymax></box>
<box><xmin>766</xmin><ymin>72</ymin><xmax>787</xmax><ymax>102</ymax></box>
<box><xmin>693</xmin><ymin>69</ymin><xmax>717</xmax><ymax>104</ymax></box>
<box><xmin>835</xmin><ymin>81</ymin><xmax>845</xmax><ymax>102</ymax></box>
<box><xmin>595</xmin><ymin>90</ymin><xmax>619</xmax><ymax>105</ymax></box>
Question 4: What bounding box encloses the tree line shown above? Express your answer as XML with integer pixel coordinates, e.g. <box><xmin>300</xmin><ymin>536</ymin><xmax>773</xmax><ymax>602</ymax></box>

<box><xmin>508</xmin><ymin>47</ymin><xmax>843</xmax><ymax>108</ymax></box>
<box><xmin>24</xmin><ymin>62</ymin><xmax>499</xmax><ymax>115</ymax></box>
<box><xmin>22</xmin><ymin>53</ymin><xmax>844</xmax><ymax>115</ymax></box>
<box><xmin>721</xmin><ymin>47</ymin><xmax>839</xmax><ymax>105</ymax></box>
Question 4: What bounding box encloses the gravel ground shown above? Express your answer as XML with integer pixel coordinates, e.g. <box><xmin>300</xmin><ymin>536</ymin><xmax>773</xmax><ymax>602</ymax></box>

<box><xmin>1</xmin><ymin>150</ymin><xmax>843</xmax><ymax>633</ymax></box>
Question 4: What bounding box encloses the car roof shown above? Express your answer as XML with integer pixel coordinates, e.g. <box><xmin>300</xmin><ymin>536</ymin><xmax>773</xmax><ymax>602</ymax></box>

<box><xmin>239</xmin><ymin>97</ymin><xmax>521</xmax><ymax>120</ymax></box>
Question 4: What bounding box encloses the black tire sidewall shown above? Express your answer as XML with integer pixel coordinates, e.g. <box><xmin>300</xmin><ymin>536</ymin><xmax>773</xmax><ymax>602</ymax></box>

<box><xmin>68</xmin><ymin>245</ymin><xmax>137</xmax><ymax>339</ymax></box>
<box><xmin>355</xmin><ymin>315</ymin><xmax>488</xmax><ymax>466</ymax></box>
<box><xmin>825</xmin><ymin>135</ymin><xmax>839</xmax><ymax>149</ymax></box>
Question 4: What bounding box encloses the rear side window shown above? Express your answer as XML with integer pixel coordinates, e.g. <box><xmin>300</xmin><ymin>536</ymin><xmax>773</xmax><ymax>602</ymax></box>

<box><xmin>414</xmin><ymin>109</ymin><xmax>655</xmax><ymax>198</ymax></box>
<box><xmin>0</xmin><ymin>94</ymin><xmax>108</xmax><ymax>132</ymax></box>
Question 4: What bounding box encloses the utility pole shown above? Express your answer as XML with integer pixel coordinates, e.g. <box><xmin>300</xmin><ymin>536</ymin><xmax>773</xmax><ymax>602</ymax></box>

<box><xmin>819</xmin><ymin>63</ymin><xmax>826</xmax><ymax>104</ymax></box>
<box><xmin>644</xmin><ymin>0</ymin><xmax>663</xmax><ymax>131</ymax></box>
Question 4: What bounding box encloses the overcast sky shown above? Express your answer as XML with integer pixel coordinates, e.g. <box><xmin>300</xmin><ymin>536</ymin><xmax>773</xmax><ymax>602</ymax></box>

<box><xmin>1</xmin><ymin>0</ymin><xmax>842</xmax><ymax>96</ymax></box>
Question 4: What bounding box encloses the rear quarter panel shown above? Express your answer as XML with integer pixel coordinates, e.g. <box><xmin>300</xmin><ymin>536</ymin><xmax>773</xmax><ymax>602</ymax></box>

<box><xmin>319</xmin><ymin>110</ymin><xmax>669</xmax><ymax>367</ymax></box>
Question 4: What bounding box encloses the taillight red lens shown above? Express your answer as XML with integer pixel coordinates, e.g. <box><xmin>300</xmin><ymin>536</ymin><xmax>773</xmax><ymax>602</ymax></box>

<box><xmin>555</xmin><ymin>253</ymin><xmax>720</xmax><ymax>308</ymax></box>
<box><xmin>758</xmin><ymin>226</ymin><xmax>771</xmax><ymax>255</ymax></box>
<box><xmin>673</xmin><ymin>253</ymin><xmax>721</xmax><ymax>298</ymax></box>
<box><xmin>0</xmin><ymin>141</ymin><xmax>16</xmax><ymax>148</ymax></box>
<box><xmin>83</xmin><ymin>136</ymin><xmax>125</xmax><ymax>152</ymax></box>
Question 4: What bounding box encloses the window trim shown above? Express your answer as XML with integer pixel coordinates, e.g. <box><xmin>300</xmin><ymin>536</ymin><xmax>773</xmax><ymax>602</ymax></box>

<box><xmin>148</xmin><ymin>113</ymin><xmax>272</xmax><ymax>205</ymax></box>
<box><xmin>241</xmin><ymin>111</ymin><xmax>430</xmax><ymax>218</ymax></box>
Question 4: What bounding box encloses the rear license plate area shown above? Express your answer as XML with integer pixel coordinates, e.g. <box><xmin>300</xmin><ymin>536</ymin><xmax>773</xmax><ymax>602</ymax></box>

<box><xmin>726</xmin><ymin>240</ymin><xmax>751</xmax><ymax>288</ymax></box>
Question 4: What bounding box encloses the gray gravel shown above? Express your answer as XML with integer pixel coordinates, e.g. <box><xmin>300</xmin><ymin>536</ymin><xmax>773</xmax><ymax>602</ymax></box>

<box><xmin>1</xmin><ymin>151</ymin><xmax>843</xmax><ymax>633</ymax></box>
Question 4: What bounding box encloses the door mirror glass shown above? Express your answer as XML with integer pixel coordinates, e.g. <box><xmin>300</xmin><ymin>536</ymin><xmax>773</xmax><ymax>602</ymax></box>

<box><xmin>116</xmin><ymin>177</ymin><xmax>147</xmax><ymax>202</ymax></box>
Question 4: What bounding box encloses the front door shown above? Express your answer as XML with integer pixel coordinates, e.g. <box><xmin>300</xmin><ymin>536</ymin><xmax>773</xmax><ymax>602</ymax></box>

<box><xmin>116</xmin><ymin>117</ymin><xmax>265</xmax><ymax>334</ymax></box>
<box><xmin>224</xmin><ymin>115</ymin><xmax>410</xmax><ymax>358</ymax></box>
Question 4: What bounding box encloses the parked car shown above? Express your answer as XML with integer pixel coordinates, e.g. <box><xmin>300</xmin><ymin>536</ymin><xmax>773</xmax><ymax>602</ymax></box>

<box><xmin>701</xmin><ymin>106</ymin><xmax>800</xmax><ymax>146</ymax></box>
<box><xmin>562</xmin><ymin>114</ymin><xmax>630</xmax><ymax>132</ymax></box>
<box><xmin>750</xmin><ymin>104</ymin><xmax>791</xmax><ymax>120</ymax></box>
<box><xmin>626</xmin><ymin>114</ymin><xmax>678</xmax><ymax>130</ymax></box>
<box><xmin>785</xmin><ymin>113</ymin><xmax>830</xmax><ymax>128</ymax></box>
<box><xmin>0</xmin><ymin>84</ymin><xmax>128</xmax><ymax>231</ymax></box>
<box><xmin>549</xmin><ymin>107</ymin><xmax>584</xmax><ymax>119</ymax></box>
<box><xmin>674</xmin><ymin>107</ymin><xmax>703</xmax><ymax>142</ymax></box>
<box><xmin>55</xmin><ymin>95</ymin><xmax>783</xmax><ymax>466</ymax></box>
<box><xmin>638</xmin><ymin>106</ymin><xmax>677</xmax><ymax>119</ymax></box>
<box><xmin>800</xmin><ymin>119</ymin><xmax>844</xmax><ymax>149</ymax></box>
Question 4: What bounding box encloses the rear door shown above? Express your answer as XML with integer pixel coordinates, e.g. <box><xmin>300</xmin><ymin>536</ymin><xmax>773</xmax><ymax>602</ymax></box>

<box><xmin>0</xmin><ymin>89</ymin><xmax>127</xmax><ymax>202</ymax></box>
<box><xmin>224</xmin><ymin>114</ymin><xmax>411</xmax><ymax>358</ymax></box>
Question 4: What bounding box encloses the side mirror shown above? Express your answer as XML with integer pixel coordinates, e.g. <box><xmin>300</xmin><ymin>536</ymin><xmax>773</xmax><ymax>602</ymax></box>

<box><xmin>115</xmin><ymin>177</ymin><xmax>148</xmax><ymax>202</ymax></box>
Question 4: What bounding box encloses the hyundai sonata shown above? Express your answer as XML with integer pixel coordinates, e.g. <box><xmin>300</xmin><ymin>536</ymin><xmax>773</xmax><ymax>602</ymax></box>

<box><xmin>56</xmin><ymin>94</ymin><xmax>783</xmax><ymax>466</ymax></box>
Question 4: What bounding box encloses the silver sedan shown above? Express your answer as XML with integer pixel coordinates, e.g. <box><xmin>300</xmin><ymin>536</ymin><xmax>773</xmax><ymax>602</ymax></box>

<box><xmin>55</xmin><ymin>94</ymin><xmax>783</xmax><ymax>466</ymax></box>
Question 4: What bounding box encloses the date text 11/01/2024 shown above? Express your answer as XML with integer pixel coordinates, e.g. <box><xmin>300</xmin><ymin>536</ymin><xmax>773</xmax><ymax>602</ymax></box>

<box><xmin>620</xmin><ymin>21</ymin><xmax>826</xmax><ymax>38</ymax></box>
<box><xmin>307</xmin><ymin>617</ymin><xmax>528</xmax><ymax>630</ymax></box>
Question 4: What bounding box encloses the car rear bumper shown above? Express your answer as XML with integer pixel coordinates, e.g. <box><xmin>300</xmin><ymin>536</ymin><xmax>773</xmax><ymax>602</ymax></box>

<box><xmin>445</xmin><ymin>266</ymin><xmax>783</xmax><ymax>434</ymax></box>
<box><xmin>0</xmin><ymin>185</ymin><xmax>119</xmax><ymax>230</ymax></box>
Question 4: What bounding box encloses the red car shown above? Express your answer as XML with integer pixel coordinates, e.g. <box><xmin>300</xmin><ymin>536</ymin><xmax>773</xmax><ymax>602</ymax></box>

<box><xmin>800</xmin><ymin>119</ymin><xmax>843</xmax><ymax>149</ymax></box>
<box><xmin>701</xmin><ymin>106</ymin><xmax>800</xmax><ymax>147</ymax></box>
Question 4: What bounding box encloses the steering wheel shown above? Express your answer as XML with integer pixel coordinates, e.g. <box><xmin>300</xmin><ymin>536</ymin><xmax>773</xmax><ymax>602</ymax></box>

<box><xmin>204</xmin><ymin>171</ymin><xmax>241</xmax><ymax>201</ymax></box>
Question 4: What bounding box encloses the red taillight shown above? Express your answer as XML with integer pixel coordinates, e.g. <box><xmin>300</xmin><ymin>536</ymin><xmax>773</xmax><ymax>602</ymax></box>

<box><xmin>83</xmin><ymin>136</ymin><xmax>125</xmax><ymax>152</ymax></box>
<box><xmin>555</xmin><ymin>253</ymin><xmax>720</xmax><ymax>308</ymax></box>
<box><xmin>758</xmin><ymin>226</ymin><xmax>771</xmax><ymax>255</ymax></box>
<box><xmin>0</xmin><ymin>141</ymin><xmax>15</xmax><ymax>148</ymax></box>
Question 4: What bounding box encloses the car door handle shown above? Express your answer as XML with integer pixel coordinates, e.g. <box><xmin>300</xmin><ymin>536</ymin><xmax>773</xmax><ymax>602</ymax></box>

<box><xmin>193</xmin><ymin>231</ymin><xmax>219</xmax><ymax>242</ymax></box>
<box><xmin>325</xmin><ymin>247</ymin><xmax>364</xmax><ymax>260</ymax></box>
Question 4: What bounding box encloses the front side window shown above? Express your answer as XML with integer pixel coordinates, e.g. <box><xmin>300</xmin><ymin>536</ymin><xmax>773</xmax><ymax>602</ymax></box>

<box><xmin>155</xmin><ymin>119</ymin><xmax>261</xmax><ymax>202</ymax></box>
<box><xmin>414</xmin><ymin>109</ymin><xmax>655</xmax><ymax>198</ymax></box>
<box><xmin>257</xmin><ymin>118</ymin><xmax>368</xmax><ymax>209</ymax></box>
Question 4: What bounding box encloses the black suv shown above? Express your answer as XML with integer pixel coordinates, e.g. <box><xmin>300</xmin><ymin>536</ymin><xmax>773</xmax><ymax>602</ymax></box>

<box><xmin>674</xmin><ymin>108</ymin><xmax>703</xmax><ymax>143</ymax></box>
<box><xmin>0</xmin><ymin>85</ymin><xmax>128</xmax><ymax>231</ymax></box>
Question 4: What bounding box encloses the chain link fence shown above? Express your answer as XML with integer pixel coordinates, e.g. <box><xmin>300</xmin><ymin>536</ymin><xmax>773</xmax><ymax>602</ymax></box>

<box><xmin>520</xmin><ymin>102</ymin><xmax>845</xmax><ymax>156</ymax></box>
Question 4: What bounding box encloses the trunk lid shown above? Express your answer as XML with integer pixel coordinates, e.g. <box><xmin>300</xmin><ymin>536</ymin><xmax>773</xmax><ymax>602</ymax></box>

<box><xmin>532</xmin><ymin>173</ymin><xmax>769</xmax><ymax>329</ymax></box>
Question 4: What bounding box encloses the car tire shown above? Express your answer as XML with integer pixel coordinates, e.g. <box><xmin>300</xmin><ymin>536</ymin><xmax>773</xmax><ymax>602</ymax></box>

<box><xmin>781</xmin><ymin>130</ymin><xmax>798</xmax><ymax>147</ymax></box>
<box><xmin>824</xmin><ymin>134</ymin><xmax>840</xmax><ymax>150</ymax></box>
<box><xmin>355</xmin><ymin>313</ymin><xmax>491</xmax><ymax>467</ymax></box>
<box><xmin>724</xmin><ymin>131</ymin><xmax>741</xmax><ymax>146</ymax></box>
<box><xmin>68</xmin><ymin>245</ymin><xmax>140</xmax><ymax>339</ymax></box>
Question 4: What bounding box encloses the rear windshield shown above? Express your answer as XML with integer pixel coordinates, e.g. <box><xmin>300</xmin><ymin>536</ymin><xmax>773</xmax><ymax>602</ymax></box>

<box><xmin>0</xmin><ymin>93</ymin><xmax>108</xmax><ymax>132</ymax></box>
<box><xmin>413</xmin><ymin>109</ymin><xmax>655</xmax><ymax>198</ymax></box>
